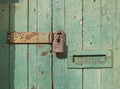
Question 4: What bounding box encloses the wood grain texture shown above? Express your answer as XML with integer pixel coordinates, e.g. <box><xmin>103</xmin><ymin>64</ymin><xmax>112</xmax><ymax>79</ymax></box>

<box><xmin>113</xmin><ymin>0</ymin><xmax>120</xmax><ymax>89</ymax></box>
<box><xmin>0</xmin><ymin>3</ymin><xmax>9</xmax><ymax>89</ymax></box>
<box><xmin>28</xmin><ymin>0</ymin><xmax>37</xmax><ymax>89</ymax></box>
<box><xmin>53</xmin><ymin>0</ymin><xmax>65</xmax><ymax>89</ymax></box>
<box><xmin>36</xmin><ymin>0</ymin><xmax>52</xmax><ymax>89</ymax></box>
<box><xmin>10</xmin><ymin>0</ymin><xmax>28</xmax><ymax>89</ymax></box>
<box><xmin>101</xmin><ymin>0</ymin><xmax>114</xmax><ymax>89</ymax></box>
<box><xmin>0</xmin><ymin>0</ymin><xmax>120</xmax><ymax>89</ymax></box>
<box><xmin>65</xmin><ymin>0</ymin><xmax>82</xmax><ymax>89</ymax></box>
<box><xmin>83</xmin><ymin>0</ymin><xmax>101</xmax><ymax>89</ymax></box>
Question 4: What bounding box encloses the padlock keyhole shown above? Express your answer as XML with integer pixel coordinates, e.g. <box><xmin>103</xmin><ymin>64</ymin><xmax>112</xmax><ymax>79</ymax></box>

<box><xmin>57</xmin><ymin>32</ymin><xmax>62</xmax><ymax>42</ymax></box>
<box><xmin>57</xmin><ymin>32</ymin><xmax>62</xmax><ymax>35</ymax></box>
<box><xmin>57</xmin><ymin>38</ymin><xmax>61</xmax><ymax>42</ymax></box>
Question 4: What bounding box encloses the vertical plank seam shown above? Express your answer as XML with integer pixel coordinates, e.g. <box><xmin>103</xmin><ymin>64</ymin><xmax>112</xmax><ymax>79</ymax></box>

<box><xmin>111</xmin><ymin>0</ymin><xmax>114</xmax><ymax>87</ymax></box>
<box><xmin>51</xmin><ymin>0</ymin><xmax>53</xmax><ymax>33</ymax></box>
<box><xmin>9</xmin><ymin>3</ymin><xmax>11</xmax><ymax>89</ymax></box>
<box><xmin>64</xmin><ymin>1</ymin><xmax>66</xmax><ymax>89</ymax></box>
<box><xmin>100</xmin><ymin>0</ymin><xmax>102</xmax><ymax>51</ymax></box>
<box><xmin>64</xmin><ymin>0</ymin><xmax>65</xmax><ymax>89</ymax></box>
<box><xmin>82</xmin><ymin>69</ymin><xmax>84</xmax><ymax>89</ymax></box>
<box><xmin>111</xmin><ymin>0</ymin><xmax>114</xmax><ymax>69</ymax></box>
<box><xmin>82</xmin><ymin>0</ymin><xmax>84</xmax><ymax>51</ymax></box>
<box><xmin>27</xmin><ymin>0</ymin><xmax>29</xmax><ymax>89</ymax></box>
<box><xmin>36</xmin><ymin>0</ymin><xmax>38</xmax><ymax>88</ymax></box>
<box><xmin>51</xmin><ymin>0</ymin><xmax>53</xmax><ymax>89</ymax></box>
<box><xmin>100</xmin><ymin>0</ymin><xmax>102</xmax><ymax>89</ymax></box>
<box><xmin>82</xmin><ymin>0</ymin><xmax>84</xmax><ymax>89</ymax></box>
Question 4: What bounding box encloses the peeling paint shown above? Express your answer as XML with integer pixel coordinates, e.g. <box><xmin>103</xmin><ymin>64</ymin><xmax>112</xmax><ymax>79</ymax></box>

<box><xmin>31</xmin><ymin>85</ymin><xmax>36</xmax><ymax>89</ymax></box>
<box><xmin>38</xmin><ymin>44</ymin><xmax>44</xmax><ymax>48</ymax></box>
<box><xmin>25</xmin><ymin>32</ymin><xmax>39</xmax><ymax>40</ymax></box>
<box><xmin>56</xmin><ymin>8</ymin><xmax>61</xmax><ymax>12</ymax></box>
<box><xmin>40</xmin><ymin>51</ymin><xmax>49</xmax><ymax>56</ymax></box>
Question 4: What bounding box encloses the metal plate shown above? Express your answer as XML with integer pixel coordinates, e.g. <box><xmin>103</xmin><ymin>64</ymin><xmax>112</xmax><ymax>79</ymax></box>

<box><xmin>67</xmin><ymin>50</ymin><xmax>112</xmax><ymax>68</ymax></box>
<box><xmin>9</xmin><ymin>32</ymin><xmax>52</xmax><ymax>43</ymax></box>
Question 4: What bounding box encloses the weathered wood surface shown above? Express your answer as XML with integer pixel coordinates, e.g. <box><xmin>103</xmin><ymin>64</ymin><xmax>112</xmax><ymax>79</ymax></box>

<box><xmin>0</xmin><ymin>0</ymin><xmax>120</xmax><ymax>89</ymax></box>
<box><xmin>65</xmin><ymin>0</ymin><xmax>83</xmax><ymax>89</ymax></box>
<box><xmin>0</xmin><ymin>3</ymin><xmax>9</xmax><ymax>89</ymax></box>
<box><xmin>36</xmin><ymin>0</ymin><xmax>52</xmax><ymax>89</ymax></box>
<box><xmin>28</xmin><ymin>0</ymin><xmax>37</xmax><ymax>89</ymax></box>
<box><xmin>10</xmin><ymin>1</ymin><xmax>28</xmax><ymax>89</ymax></box>
<box><xmin>83</xmin><ymin>0</ymin><xmax>101</xmax><ymax>89</ymax></box>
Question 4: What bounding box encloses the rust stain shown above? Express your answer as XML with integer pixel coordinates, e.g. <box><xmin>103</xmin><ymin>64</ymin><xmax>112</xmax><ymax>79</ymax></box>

<box><xmin>10</xmin><ymin>32</ymin><xmax>52</xmax><ymax>43</ymax></box>
<box><xmin>25</xmin><ymin>32</ymin><xmax>39</xmax><ymax>40</ymax></box>
<box><xmin>56</xmin><ymin>8</ymin><xmax>61</xmax><ymax>12</ymax></box>
<box><xmin>75</xmin><ymin>62</ymin><xmax>83</xmax><ymax>66</ymax></box>
<box><xmin>40</xmin><ymin>51</ymin><xmax>49</xmax><ymax>56</ymax></box>
<box><xmin>1</xmin><ymin>44</ymin><xmax>5</xmax><ymax>47</ymax></box>
<box><xmin>31</xmin><ymin>85</ymin><xmax>36</xmax><ymax>89</ymax></box>
<box><xmin>48</xmin><ymin>32</ymin><xmax>53</xmax><ymax>43</ymax></box>
<box><xmin>74</xmin><ymin>16</ymin><xmax>76</xmax><ymax>19</ymax></box>
<box><xmin>27</xmin><ymin>52</ymin><xmax>30</xmax><ymax>60</ymax></box>
<box><xmin>38</xmin><ymin>44</ymin><xmax>44</xmax><ymax>48</ymax></box>
<box><xmin>40</xmin><ymin>71</ymin><xmax>45</xmax><ymax>74</ymax></box>
<box><xmin>52</xmin><ymin>83</ymin><xmax>54</xmax><ymax>89</ymax></box>
<box><xmin>34</xmin><ymin>8</ymin><xmax>36</xmax><ymax>12</ymax></box>
<box><xmin>2</xmin><ymin>9</ymin><xmax>4</xmax><ymax>12</ymax></box>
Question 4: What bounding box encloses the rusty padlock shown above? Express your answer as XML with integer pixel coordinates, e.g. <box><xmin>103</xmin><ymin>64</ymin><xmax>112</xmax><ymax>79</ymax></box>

<box><xmin>53</xmin><ymin>30</ymin><xmax>66</xmax><ymax>54</ymax></box>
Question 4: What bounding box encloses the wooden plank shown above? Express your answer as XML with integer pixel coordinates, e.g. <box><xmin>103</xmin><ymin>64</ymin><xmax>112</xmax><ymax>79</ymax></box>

<box><xmin>28</xmin><ymin>0</ymin><xmax>37</xmax><ymax>89</ymax></box>
<box><xmin>10</xmin><ymin>0</ymin><xmax>28</xmax><ymax>89</ymax></box>
<box><xmin>65</xmin><ymin>0</ymin><xmax>82</xmax><ymax>89</ymax></box>
<box><xmin>0</xmin><ymin>3</ymin><xmax>9</xmax><ymax>89</ymax></box>
<box><xmin>36</xmin><ymin>0</ymin><xmax>52</xmax><ymax>89</ymax></box>
<box><xmin>9</xmin><ymin>32</ymin><xmax>52</xmax><ymax>43</ymax></box>
<box><xmin>101</xmin><ymin>0</ymin><xmax>114</xmax><ymax>89</ymax></box>
<box><xmin>83</xmin><ymin>0</ymin><xmax>101</xmax><ymax>89</ymax></box>
<box><xmin>52</xmin><ymin>0</ymin><xmax>65</xmax><ymax>89</ymax></box>
<box><xmin>113</xmin><ymin>0</ymin><xmax>120</xmax><ymax>89</ymax></box>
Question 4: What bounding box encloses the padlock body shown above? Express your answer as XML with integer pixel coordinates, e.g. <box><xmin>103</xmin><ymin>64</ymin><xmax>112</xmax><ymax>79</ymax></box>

<box><xmin>53</xmin><ymin>39</ymin><xmax>65</xmax><ymax>53</ymax></box>
<box><xmin>53</xmin><ymin>30</ymin><xmax>66</xmax><ymax>54</ymax></box>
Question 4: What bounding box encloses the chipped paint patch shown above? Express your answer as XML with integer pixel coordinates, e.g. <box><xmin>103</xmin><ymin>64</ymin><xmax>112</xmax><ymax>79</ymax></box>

<box><xmin>38</xmin><ymin>44</ymin><xmax>44</xmax><ymax>48</ymax></box>
<box><xmin>40</xmin><ymin>51</ymin><xmax>49</xmax><ymax>56</ymax></box>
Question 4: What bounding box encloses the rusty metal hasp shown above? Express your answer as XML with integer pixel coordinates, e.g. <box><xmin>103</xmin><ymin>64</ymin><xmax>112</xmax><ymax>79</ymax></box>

<box><xmin>8</xmin><ymin>32</ymin><xmax>53</xmax><ymax>44</ymax></box>
<box><xmin>8</xmin><ymin>30</ymin><xmax>66</xmax><ymax>54</ymax></box>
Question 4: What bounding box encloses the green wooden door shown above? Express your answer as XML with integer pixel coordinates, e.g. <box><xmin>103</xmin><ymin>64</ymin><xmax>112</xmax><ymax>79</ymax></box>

<box><xmin>0</xmin><ymin>0</ymin><xmax>120</xmax><ymax>89</ymax></box>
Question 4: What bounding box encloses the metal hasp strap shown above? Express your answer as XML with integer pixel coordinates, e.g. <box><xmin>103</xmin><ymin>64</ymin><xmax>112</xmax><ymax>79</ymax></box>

<box><xmin>8</xmin><ymin>30</ymin><xmax>66</xmax><ymax>55</ymax></box>
<box><xmin>8</xmin><ymin>32</ymin><xmax>52</xmax><ymax>44</ymax></box>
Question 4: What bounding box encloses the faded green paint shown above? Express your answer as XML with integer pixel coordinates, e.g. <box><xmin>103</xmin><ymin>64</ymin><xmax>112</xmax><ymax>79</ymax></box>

<box><xmin>65</xmin><ymin>0</ymin><xmax>83</xmax><ymax>89</ymax></box>
<box><xmin>28</xmin><ymin>0</ymin><xmax>37</xmax><ymax>89</ymax></box>
<box><xmin>101</xmin><ymin>0</ymin><xmax>114</xmax><ymax>89</ymax></box>
<box><xmin>53</xmin><ymin>0</ymin><xmax>65</xmax><ymax>89</ymax></box>
<box><xmin>0</xmin><ymin>0</ymin><xmax>120</xmax><ymax>89</ymax></box>
<box><xmin>68</xmin><ymin>51</ymin><xmax>112</xmax><ymax>68</ymax></box>
<box><xmin>10</xmin><ymin>1</ymin><xmax>28</xmax><ymax>89</ymax></box>
<box><xmin>83</xmin><ymin>1</ymin><xmax>102</xmax><ymax>89</ymax></box>
<box><xmin>37</xmin><ymin>0</ymin><xmax>52</xmax><ymax>89</ymax></box>
<box><xmin>0</xmin><ymin>3</ymin><xmax>9</xmax><ymax>89</ymax></box>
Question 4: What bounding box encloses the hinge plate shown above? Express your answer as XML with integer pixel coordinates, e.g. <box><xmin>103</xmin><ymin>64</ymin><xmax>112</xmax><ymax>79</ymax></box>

<box><xmin>8</xmin><ymin>32</ymin><xmax>53</xmax><ymax>44</ymax></box>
